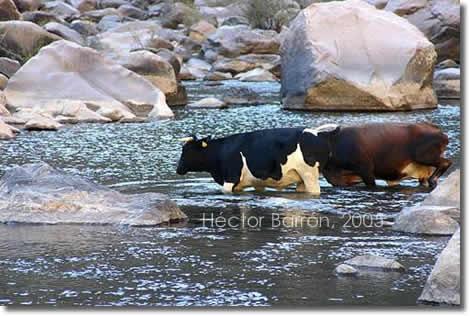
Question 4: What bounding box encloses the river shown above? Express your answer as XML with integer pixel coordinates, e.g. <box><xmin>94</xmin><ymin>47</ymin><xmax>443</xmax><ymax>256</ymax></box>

<box><xmin>0</xmin><ymin>81</ymin><xmax>461</xmax><ymax>306</ymax></box>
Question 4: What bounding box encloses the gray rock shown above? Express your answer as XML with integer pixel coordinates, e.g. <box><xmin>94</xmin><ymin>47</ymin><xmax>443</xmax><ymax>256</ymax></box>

<box><xmin>203</xmin><ymin>25</ymin><xmax>280</xmax><ymax>58</ymax></box>
<box><xmin>436</xmin><ymin>59</ymin><xmax>459</xmax><ymax>69</ymax></box>
<box><xmin>422</xmin><ymin>170</ymin><xmax>460</xmax><ymax>207</ymax></box>
<box><xmin>97</xmin><ymin>0</ymin><xmax>127</xmax><ymax>9</ymax></box>
<box><xmin>117</xmin><ymin>3</ymin><xmax>146</xmax><ymax>19</ymax></box>
<box><xmin>70</xmin><ymin>19</ymin><xmax>98</xmax><ymax>36</ymax></box>
<box><xmin>335</xmin><ymin>264</ymin><xmax>358</xmax><ymax>276</ymax></box>
<box><xmin>44</xmin><ymin>22</ymin><xmax>84</xmax><ymax>45</ymax></box>
<box><xmin>43</xmin><ymin>1</ymin><xmax>80</xmax><ymax>19</ymax></box>
<box><xmin>0</xmin><ymin>57</ymin><xmax>24</xmax><ymax>77</ymax></box>
<box><xmin>392</xmin><ymin>206</ymin><xmax>460</xmax><ymax>236</ymax></box>
<box><xmin>344</xmin><ymin>255</ymin><xmax>405</xmax><ymax>271</ymax></box>
<box><xmin>384</xmin><ymin>0</ymin><xmax>459</xmax><ymax>62</ymax></box>
<box><xmin>434</xmin><ymin>68</ymin><xmax>460</xmax><ymax>81</ymax></box>
<box><xmin>0</xmin><ymin>163</ymin><xmax>187</xmax><ymax>225</ymax></box>
<box><xmin>418</xmin><ymin>229</ymin><xmax>460</xmax><ymax>305</ymax></box>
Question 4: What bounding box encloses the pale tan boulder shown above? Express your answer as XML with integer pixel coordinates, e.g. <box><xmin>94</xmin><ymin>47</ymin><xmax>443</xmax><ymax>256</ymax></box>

<box><xmin>44</xmin><ymin>22</ymin><xmax>84</xmax><ymax>45</ymax></box>
<box><xmin>120</xmin><ymin>50</ymin><xmax>177</xmax><ymax>97</ymax></box>
<box><xmin>188</xmin><ymin>97</ymin><xmax>227</xmax><ymax>109</ymax></box>
<box><xmin>24</xmin><ymin>116</ymin><xmax>62</xmax><ymax>130</ymax></box>
<box><xmin>5</xmin><ymin>40</ymin><xmax>173</xmax><ymax>122</ymax></box>
<box><xmin>189</xmin><ymin>20</ymin><xmax>216</xmax><ymax>43</ymax></box>
<box><xmin>0</xmin><ymin>0</ymin><xmax>20</xmax><ymax>21</ymax></box>
<box><xmin>280</xmin><ymin>0</ymin><xmax>437</xmax><ymax>111</ymax></box>
<box><xmin>0</xmin><ymin>21</ymin><xmax>61</xmax><ymax>62</ymax></box>
<box><xmin>213</xmin><ymin>57</ymin><xmax>257</xmax><ymax>75</ymax></box>
<box><xmin>70</xmin><ymin>0</ymin><xmax>96</xmax><ymax>12</ymax></box>
<box><xmin>0</xmin><ymin>92</ymin><xmax>10</xmax><ymax>116</ymax></box>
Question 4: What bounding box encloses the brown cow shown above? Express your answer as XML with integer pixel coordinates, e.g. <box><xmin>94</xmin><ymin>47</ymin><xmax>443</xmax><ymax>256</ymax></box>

<box><xmin>322</xmin><ymin>122</ymin><xmax>451</xmax><ymax>188</ymax></box>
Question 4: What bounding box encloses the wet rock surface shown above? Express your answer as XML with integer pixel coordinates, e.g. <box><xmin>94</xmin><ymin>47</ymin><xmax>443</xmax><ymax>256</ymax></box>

<box><xmin>418</xmin><ymin>229</ymin><xmax>460</xmax><ymax>305</ymax></box>
<box><xmin>344</xmin><ymin>255</ymin><xmax>406</xmax><ymax>272</ymax></box>
<box><xmin>0</xmin><ymin>163</ymin><xmax>187</xmax><ymax>225</ymax></box>
<box><xmin>393</xmin><ymin>170</ymin><xmax>460</xmax><ymax>236</ymax></box>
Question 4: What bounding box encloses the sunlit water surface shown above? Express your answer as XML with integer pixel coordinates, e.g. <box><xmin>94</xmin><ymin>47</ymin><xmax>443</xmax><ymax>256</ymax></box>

<box><xmin>0</xmin><ymin>81</ymin><xmax>460</xmax><ymax>306</ymax></box>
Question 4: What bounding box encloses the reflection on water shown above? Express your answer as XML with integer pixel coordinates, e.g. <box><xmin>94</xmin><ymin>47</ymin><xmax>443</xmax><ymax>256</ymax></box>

<box><xmin>0</xmin><ymin>81</ymin><xmax>461</xmax><ymax>306</ymax></box>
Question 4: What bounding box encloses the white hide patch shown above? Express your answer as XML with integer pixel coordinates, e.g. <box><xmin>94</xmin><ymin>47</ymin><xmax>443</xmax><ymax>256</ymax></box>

<box><xmin>232</xmin><ymin>146</ymin><xmax>321</xmax><ymax>195</ymax></box>
<box><xmin>304</xmin><ymin>123</ymin><xmax>339</xmax><ymax>136</ymax></box>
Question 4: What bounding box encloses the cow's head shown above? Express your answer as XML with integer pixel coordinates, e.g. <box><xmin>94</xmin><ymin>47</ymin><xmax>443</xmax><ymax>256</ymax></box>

<box><xmin>176</xmin><ymin>135</ymin><xmax>212</xmax><ymax>175</ymax></box>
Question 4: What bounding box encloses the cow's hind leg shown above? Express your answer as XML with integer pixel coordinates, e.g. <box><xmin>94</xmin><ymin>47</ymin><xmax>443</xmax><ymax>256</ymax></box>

<box><xmin>358</xmin><ymin>164</ymin><xmax>376</xmax><ymax>187</ymax></box>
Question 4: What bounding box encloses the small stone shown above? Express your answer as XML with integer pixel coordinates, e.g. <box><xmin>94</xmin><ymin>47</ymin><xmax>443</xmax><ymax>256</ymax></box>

<box><xmin>187</xmin><ymin>97</ymin><xmax>227</xmax><ymax>109</ymax></box>
<box><xmin>335</xmin><ymin>264</ymin><xmax>358</xmax><ymax>276</ymax></box>
<box><xmin>344</xmin><ymin>255</ymin><xmax>405</xmax><ymax>272</ymax></box>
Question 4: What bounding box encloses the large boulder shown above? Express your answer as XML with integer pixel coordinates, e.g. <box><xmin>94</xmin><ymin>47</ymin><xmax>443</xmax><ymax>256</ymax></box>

<box><xmin>384</xmin><ymin>0</ymin><xmax>460</xmax><ymax>62</ymax></box>
<box><xmin>4</xmin><ymin>40</ymin><xmax>173</xmax><ymax>122</ymax></box>
<box><xmin>0</xmin><ymin>163</ymin><xmax>187</xmax><ymax>225</ymax></box>
<box><xmin>393</xmin><ymin>169</ymin><xmax>460</xmax><ymax>235</ymax></box>
<box><xmin>280</xmin><ymin>0</ymin><xmax>437</xmax><ymax>111</ymax></box>
<box><xmin>203</xmin><ymin>25</ymin><xmax>280</xmax><ymax>59</ymax></box>
<box><xmin>0</xmin><ymin>21</ymin><xmax>61</xmax><ymax>63</ymax></box>
<box><xmin>0</xmin><ymin>0</ymin><xmax>20</xmax><ymax>21</ymax></box>
<box><xmin>418</xmin><ymin>229</ymin><xmax>460</xmax><ymax>305</ymax></box>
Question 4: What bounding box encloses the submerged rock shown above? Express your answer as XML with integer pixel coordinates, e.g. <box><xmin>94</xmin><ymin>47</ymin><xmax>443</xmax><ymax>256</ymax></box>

<box><xmin>280</xmin><ymin>0</ymin><xmax>437</xmax><ymax>111</ymax></box>
<box><xmin>344</xmin><ymin>255</ymin><xmax>405</xmax><ymax>271</ymax></box>
<box><xmin>335</xmin><ymin>264</ymin><xmax>358</xmax><ymax>276</ymax></box>
<box><xmin>0</xmin><ymin>163</ymin><xmax>187</xmax><ymax>226</ymax></box>
<box><xmin>5</xmin><ymin>40</ymin><xmax>173</xmax><ymax>122</ymax></box>
<box><xmin>419</xmin><ymin>229</ymin><xmax>460</xmax><ymax>305</ymax></box>
<box><xmin>187</xmin><ymin>97</ymin><xmax>227</xmax><ymax>109</ymax></box>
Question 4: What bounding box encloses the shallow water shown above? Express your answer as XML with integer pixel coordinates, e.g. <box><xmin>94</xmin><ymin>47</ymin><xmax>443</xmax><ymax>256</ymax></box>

<box><xmin>0</xmin><ymin>81</ymin><xmax>461</xmax><ymax>307</ymax></box>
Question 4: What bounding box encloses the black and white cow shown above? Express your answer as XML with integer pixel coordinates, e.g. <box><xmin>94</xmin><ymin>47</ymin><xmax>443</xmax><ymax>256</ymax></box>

<box><xmin>176</xmin><ymin>125</ymin><xmax>339</xmax><ymax>195</ymax></box>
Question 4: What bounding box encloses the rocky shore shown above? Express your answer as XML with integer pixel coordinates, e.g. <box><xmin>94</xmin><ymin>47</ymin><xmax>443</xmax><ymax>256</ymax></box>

<box><xmin>0</xmin><ymin>0</ymin><xmax>461</xmax><ymax>140</ymax></box>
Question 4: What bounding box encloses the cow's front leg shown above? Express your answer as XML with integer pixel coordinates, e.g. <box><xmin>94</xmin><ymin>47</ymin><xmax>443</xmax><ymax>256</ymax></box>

<box><xmin>222</xmin><ymin>182</ymin><xmax>236</xmax><ymax>193</ymax></box>
<box><xmin>299</xmin><ymin>167</ymin><xmax>321</xmax><ymax>195</ymax></box>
